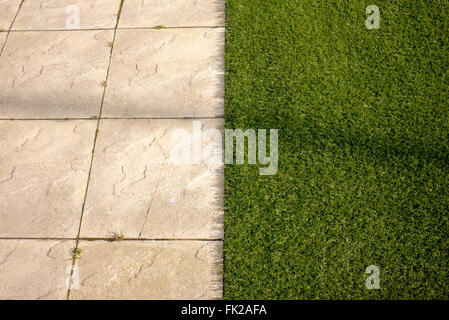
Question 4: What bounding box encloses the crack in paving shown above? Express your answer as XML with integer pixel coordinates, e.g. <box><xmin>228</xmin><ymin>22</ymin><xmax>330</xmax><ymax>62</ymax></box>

<box><xmin>138</xmin><ymin>163</ymin><xmax>165</xmax><ymax>238</ymax></box>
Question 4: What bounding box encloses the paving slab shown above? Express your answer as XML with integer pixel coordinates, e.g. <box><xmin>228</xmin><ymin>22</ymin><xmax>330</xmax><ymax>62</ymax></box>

<box><xmin>0</xmin><ymin>120</ymin><xmax>96</xmax><ymax>237</ymax></box>
<box><xmin>0</xmin><ymin>31</ymin><xmax>6</xmax><ymax>50</ymax></box>
<box><xmin>69</xmin><ymin>241</ymin><xmax>222</xmax><ymax>300</ymax></box>
<box><xmin>0</xmin><ymin>30</ymin><xmax>113</xmax><ymax>119</ymax></box>
<box><xmin>119</xmin><ymin>0</ymin><xmax>225</xmax><ymax>28</ymax></box>
<box><xmin>0</xmin><ymin>0</ymin><xmax>22</xmax><ymax>31</ymax></box>
<box><xmin>13</xmin><ymin>0</ymin><xmax>121</xmax><ymax>30</ymax></box>
<box><xmin>0</xmin><ymin>240</ymin><xmax>74</xmax><ymax>300</ymax></box>
<box><xmin>80</xmin><ymin>119</ymin><xmax>223</xmax><ymax>239</ymax></box>
<box><xmin>102</xmin><ymin>28</ymin><xmax>224</xmax><ymax>118</ymax></box>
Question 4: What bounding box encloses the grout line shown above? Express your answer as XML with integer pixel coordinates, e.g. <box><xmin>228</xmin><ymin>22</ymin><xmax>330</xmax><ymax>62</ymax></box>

<box><xmin>0</xmin><ymin>118</ymin><xmax>97</xmax><ymax>121</ymax></box>
<box><xmin>8</xmin><ymin>28</ymin><xmax>114</xmax><ymax>32</ymax></box>
<box><xmin>7</xmin><ymin>26</ymin><xmax>225</xmax><ymax>32</ymax></box>
<box><xmin>118</xmin><ymin>26</ymin><xmax>225</xmax><ymax>30</ymax></box>
<box><xmin>0</xmin><ymin>237</ymin><xmax>223</xmax><ymax>241</ymax></box>
<box><xmin>0</xmin><ymin>116</ymin><xmax>225</xmax><ymax>121</ymax></box>
<box><xmin>0</xmin><ymin>0</ymin><xmax>25</xmax><ymax>56</ymax></box>
<box><xmin>66</xmin><ymin>0</ymin><xmax>125</xmax><ymax>300</ymax></box>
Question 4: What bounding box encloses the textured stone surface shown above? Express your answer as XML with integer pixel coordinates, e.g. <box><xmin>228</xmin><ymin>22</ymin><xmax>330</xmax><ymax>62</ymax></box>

<box><xmin>69</xmin><ymin>241</ymin><xmax>222</xmax><ymax>300</ymax></box>
<box><xmin>81</xmin><ymin>119</ymin><xmax>223</xmax><ymax>239</ymax></box>
<box><xmin>13</xmin><ymin>0</ymin><xmax>121</xmax><ymax>30</ymax></box>
<box><xmin>0</xmin><ymin>120</ymin><xmax>96</xmax><ymax>237</ymax></box>
<box><xmin>0</xmin><ymin>240</ymin><xmax>74</xmax><ymax>300</ymax></box>
<box><xmin>0</xmin><ymin>32</ymin><xmax>6</xmax><ymax>50</ymax></box>
<box><xmin>0</xmin><ymin>30</ymin><xmax>113</xmax><ymax>118</ymax></box>
<box><xmin>0</xmin><ymin>0</ymin><xmax>21</xmax><ymax>30</ymax></box>
<box><xmin>119</xmin><ymin>0</ymin><xmax>225</xmax><ymax>28</ymax></box>
<box><xmin>102</xmin><ymin>29</ymin><xmax>224</xmax><ymax>118</ymax></box>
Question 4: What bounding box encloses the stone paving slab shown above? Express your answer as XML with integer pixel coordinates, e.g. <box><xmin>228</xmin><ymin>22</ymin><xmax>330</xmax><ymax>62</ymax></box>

<box><xmin>0</xmin><ymin>31</ymin><xmax>6</xmax><ymax>49</ymax></box>
<box><xmin>0</xmin><ymin>120</ymin><xmax>96</xmax><ymax>237</ymax></box>
<box><xmin>102</xmin><ymin>28</ymin><xmax>224</xmax><ymax>118</ymax></box>
<box><xmin>80</xmin><ymin>119</ymin><xmax>223</xmax><ymax>239</ymax></box>
<box><xmin>0</xmin><ymin>30</ymin><xmax>113</xmax><ymax>119</ymax></box>
<box><xmin>0</xmin><ymin>0</ymin><xmax>22</xmax><ymax>31</ymax></box>
<box><xmin>119</xmin><ymin>0</ymin><xmax>225</xmax><ymax>28</ymax></box>
<box><xmin>0</xmin><ymin>240</ymin><xmax>74</xmax><ymax>300</ymax></box>
<box><xmin>69</xmin><ymin>241</ymin><xmax>222</xmax><ymax>299</ymax></box>
<box><xmin>13</xmin><ymin>0</ymin><xmax>122</xmax><ymax>30</ymax></box>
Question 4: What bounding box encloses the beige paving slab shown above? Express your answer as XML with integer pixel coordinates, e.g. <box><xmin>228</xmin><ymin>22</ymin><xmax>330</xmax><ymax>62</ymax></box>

<box><xmin>69</xmin><ymin>241</ymin><xmax>222</xmax><ymax>299</ymax></box>
<box><xmin>119</xmin><ymin>0</ymin><xmax>225</xmax><ymax>28</ymax></box>
<box><xmin>0</xmin><ymin>31</ymin><xmax>6</xmax><ymax>50</ymax></box>
<box><xmin>13</xmin><ymin>0</ymin><xmax>121</xmax><ymax>30</ymax></box>
<box><xmin>0</xmin><ymin>0</ymin><xmax>22</xmax><ymax>31</ymax></box>
<box><xmin>0</xmin><ymin>240</ymin><xmax>75</xmax><ymax>300</ymax></box>
<box><xmin>102</xmin><ymin>28</ymin><xmax>224</xmax><ymax>118</ymax></box>
<box><xmin>80</xmin><ymin>119</ymin><xmax>223</xmax><ymax>239</ymax></box>
<box><xmin>0</xmin><ymin>120</ymin><xmax>96</xmax><ymax>237</ymax></box>
<box><xmin>0</xmin><ymin>30</ymin><xmax>113</xmax><ymax>119</ymax></box>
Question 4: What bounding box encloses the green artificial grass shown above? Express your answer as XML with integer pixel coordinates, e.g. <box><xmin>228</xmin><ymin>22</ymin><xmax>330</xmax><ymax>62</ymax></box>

<box><xmin>223</xmin><ymin>0</ymin><xmax>449</xmax><ymax>299</ymax></box>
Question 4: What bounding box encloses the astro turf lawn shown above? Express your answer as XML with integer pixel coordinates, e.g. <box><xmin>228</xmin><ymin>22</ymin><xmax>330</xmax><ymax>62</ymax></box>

<box><xmin>223</xmin><ymin>0</ymin><xmax>449</xmax><ymax>299</ymax></box>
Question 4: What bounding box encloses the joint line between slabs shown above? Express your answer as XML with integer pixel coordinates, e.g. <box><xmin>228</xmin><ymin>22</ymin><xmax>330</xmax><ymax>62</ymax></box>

<box><xmin>0</xmin><ymin>0</ymin><xmax>25</xmax><ymax>56</ymax></box>
<box><xmin>5</xmin><ymin>26</ymin><xmax>225</xmax><ymax>32</ymax></box>
<box><xmin>66</xmin><ymin>0</ymin><xmax>125</xmax><ymax>300</ymax></box>
<box><xmin>0</xmin><ymin>237</ymin><xmax>223</xmax><ymax>241</ymax></box>
<box><xmin>0</xmin><ymin>117</ymin><xmax>225</xmax><ymax>121</ymax></box>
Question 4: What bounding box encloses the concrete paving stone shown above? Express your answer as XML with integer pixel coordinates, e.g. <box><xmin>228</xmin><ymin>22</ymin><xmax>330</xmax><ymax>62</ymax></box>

<box><xmin>0</xmin><ymin>0</ymin><xmax>22</xmax><ymax>31</ymax></box>
<box><xmin>69</xmin><ymin>240</ymin><xmax>222</xmax><ymax>299</ymax></box>
<box><xmin>0</xmin><ymin>30</ymin><xmax>113</xmax><ymax>119</ymax></box>
<box><xmin>0</xmin><ymin>240</ymin><xmax>75</xmax><ymax>300</ymax></box>
<box><xmin>119</xmin><ymin>0</ymin><xmax>225</xmax><ymax>28</ymax></box>
<box><xmin>0</xmin><ymin>31</ymin><xmax>6</xmax><ymax>50</ymax></box>
<box><xmin>0</xmin><ymin>120</ymin><xmax>96</xmax><ymax>237</ymax></box>
<box><xmin>80</xmin><ymin>119</ymin><xmax>223</xmax><ymax>239</ymax></box>
<box><xmin>13</xmin><ymin>0</ymin><xmax>121</xmax><ymax>30</ymax></box>
<box><xmin>102</xmin><ymin>28</ymin><xmax>224</xmax><ymax>118</ymax></box>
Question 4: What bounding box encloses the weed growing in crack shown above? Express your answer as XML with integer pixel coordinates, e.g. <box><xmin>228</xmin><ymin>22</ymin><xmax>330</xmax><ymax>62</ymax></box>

<box><xmin>71</xmin><ymin>248</ymin><xmax>83</xmax><ymax>260</ymax></box>
<box><xmin>109</xmin><ymin>231</ymin><xmax>125</xmax><ymax>241</ymax></box>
